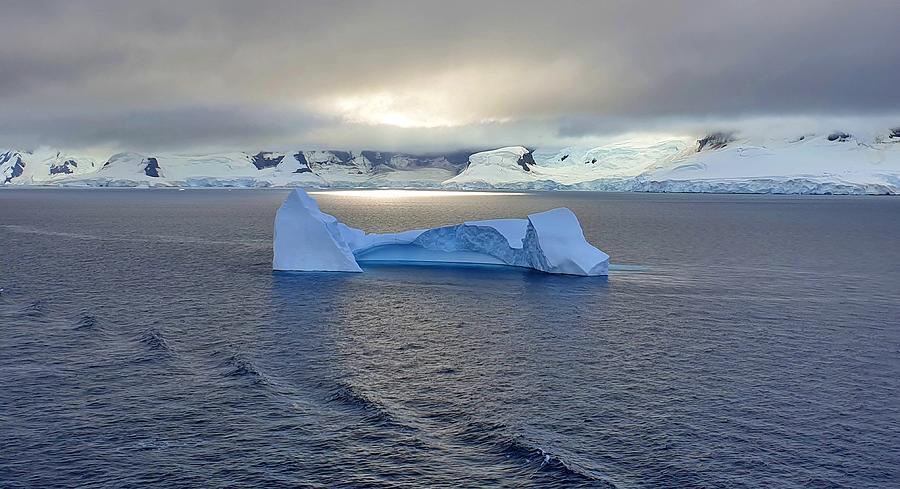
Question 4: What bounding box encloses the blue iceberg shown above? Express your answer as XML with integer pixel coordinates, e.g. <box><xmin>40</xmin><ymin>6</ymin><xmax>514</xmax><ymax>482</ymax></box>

<box><xmin>272</xmin><ymin>189</ymin><xmax>609</xmax><ymax>276</ymax></box>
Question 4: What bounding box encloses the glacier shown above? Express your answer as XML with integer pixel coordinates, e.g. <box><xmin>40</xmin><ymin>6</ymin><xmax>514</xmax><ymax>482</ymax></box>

<box><xmin>443</xmin><ymin>131</ymin><xmax>900</xmax><ymax>195</ymax></box>
<box><xmin>272</xmin><ymin>189</ymin><xmax>609</xmax><ymax>276</ymax></box>
<box><xmin>4</xmin><ymin>128</ymin><xmax>900</xmax><ymax>194</ymax></box>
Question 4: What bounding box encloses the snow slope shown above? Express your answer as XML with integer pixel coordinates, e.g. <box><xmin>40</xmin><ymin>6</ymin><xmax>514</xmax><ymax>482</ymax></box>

<box><xmin>639</xmin><ymin>134</ymin><xmax>900</xmax><ymax>194</ymax></box>
<box><xmin>447</xmin><ymin>140</ymin><xmax>691</xmax><ymax>188</ymax></box>
<box><xmin>2</xmin><ymin>150</ymin><xmax>465</xmax><ymax>188</ymax></box>
<box><xmin>3</xmin><ymin>128</ymin><xmax>900</xmax><ymax>193</ymax></box>
<box><xmin>273</xmin><ymin>189</ymin><xmax>609</xmax><ymax>276</ymax></box>
<box><xmin>1</xmin><ymin>149</ymin><xmax>100</xmax><ymax>184</ymax></box>
<box><xmin>444</xmin><ymin>131</ymin><xmax>900</xmax><ymax>194</ymax></box>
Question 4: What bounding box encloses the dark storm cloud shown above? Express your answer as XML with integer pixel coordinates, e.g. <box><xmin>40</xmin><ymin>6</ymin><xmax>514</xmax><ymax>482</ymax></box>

<box><xmin>1</xmin><ymin>0</ymin><xmax>898</xmax><ymax>151</ymax></box>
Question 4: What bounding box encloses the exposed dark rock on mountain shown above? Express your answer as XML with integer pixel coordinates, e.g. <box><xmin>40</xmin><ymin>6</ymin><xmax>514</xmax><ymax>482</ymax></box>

<box><xmin>359</xmin><ymin>150</ymin><xmax>469</xmax><ymax>173</ymax></box>
<box><xmin>292</xmin><ymin>152</ymin><xmax>313</xmax><ymax>173</ymax></box>
<box><xmin>49</xmin><ymin>159</ymin><xmax>78</xmax><ymax>175</ymax></box>
<box><xmin>697</xmin><ymin>132</ymin><xmax>734</xmax><ymax>152</ymax></box>
<box><xmin>516</xmin><ymin>151</ymin><xmax>536</xmax><ymax>172</ymax></box>
<box><xmin>359</xmin><ymin>151</ymin><xmax>393</xmax><ymax>169</ymax></box>
<box><xmin>1</xmin><ymin>151</ymin><xmax>25</xmax><ymax>183</ymax></box>
<box><xmin>251</xmin><ymin>152</ymin><xmax>284</xmax><ymax>170</ymax></box>
<box><xmin>827</xmin><ymin>131</ymin><xmax>851</xmax><ymax>142</ymax></box>
<box><xmin>331</xmin><ymin>151</ymin><xmax>353</xmax><ymax>164</ymax></box>
<box><xmin>143</xmin><ymin>157</ymin><xmax>161</xmax><ymax>177</ymax></box>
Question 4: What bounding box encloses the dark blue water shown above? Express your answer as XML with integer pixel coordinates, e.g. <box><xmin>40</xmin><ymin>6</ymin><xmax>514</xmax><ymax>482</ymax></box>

<box><xmin>1</xmin><ymin>189</ymin><xmax>898</xmax><ymax>488</ymax></box>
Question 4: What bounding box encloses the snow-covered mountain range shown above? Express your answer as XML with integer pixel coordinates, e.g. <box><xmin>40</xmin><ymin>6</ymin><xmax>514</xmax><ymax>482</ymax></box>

<box><xmin>0</xmin><ymin>149</ymin><xmax>470</xmax><ymax>189</ymax></box>
<box><xmin>3</xmin><ymin>129</ymin><xmax>900</xmax><ymax>194</ymax></box>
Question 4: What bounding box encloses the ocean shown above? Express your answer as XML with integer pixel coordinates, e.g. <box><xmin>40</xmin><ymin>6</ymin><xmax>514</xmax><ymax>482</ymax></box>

<box><xmin>1</xmin><ymin>189</ymin><xmax>898</xmax><ymax>488</ymax></box>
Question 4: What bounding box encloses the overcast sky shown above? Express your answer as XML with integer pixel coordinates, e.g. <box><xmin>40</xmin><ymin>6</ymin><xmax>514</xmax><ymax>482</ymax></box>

<box><xmin>2</xmin><ymin>0</ymin><xmax>899</xmax><ymax>153</ymax></box>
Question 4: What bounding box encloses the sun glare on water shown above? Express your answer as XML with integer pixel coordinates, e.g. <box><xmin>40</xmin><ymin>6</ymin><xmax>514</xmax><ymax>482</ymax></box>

<box><xmin>310</xmin><ymin>190</ymin><xmax>525</xmax><ymax>198</ymax></box>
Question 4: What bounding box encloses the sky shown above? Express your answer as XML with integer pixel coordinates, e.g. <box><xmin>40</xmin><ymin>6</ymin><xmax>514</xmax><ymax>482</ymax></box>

<box><xmin>1</xmin><ymin>0</ymin><xmax>899</xmax><ymax>154</ymax></box>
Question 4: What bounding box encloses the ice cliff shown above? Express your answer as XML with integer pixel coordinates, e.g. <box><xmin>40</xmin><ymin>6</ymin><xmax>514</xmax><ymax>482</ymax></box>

<box><xmin>272</xmin><ymin>189</ymin><xmax>609</xmax><ymax>276</ymax></box>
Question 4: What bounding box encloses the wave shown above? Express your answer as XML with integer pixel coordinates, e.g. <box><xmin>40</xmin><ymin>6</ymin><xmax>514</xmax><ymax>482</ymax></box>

<box><xmin>433</xmin><ymin>366</ymin><xmax>459</xmax><ymax>375</ymax></box>
<box><xmin>140</xmin><ymin>328</ymin><xmax>172</xmax><ymax>354</ymax></box>
<box><xmin>23</xmin><ymin>300</ymin><xmax>46</xmax><ymax>318</ymax></box>
<box><xmin>73</xmin><ymin>314</ymin><xmax>98</xmax><ymax>330</ymax></box>
<box><xmin>219</xmin><ymin>353</ymin><xmax>271</xmax><ymax>385</ymax></box>
<box><xmin>325</xmin><ymin>381</ymin><xmax>409</xmax><ymax>429</ymax></box>
<box><xmin>317</xmin><ymin>382</ymin><xmax>603</xmax><ymax>484</ymax></box>
<box><xmin>802</xmin><ymin>477</ymin><xmax>846</xmax><ymax>489</ymax></box>
<box><xmin>504</xmin><ymin>436</ymin><xmax>613</xmax><ymax>487</ymax></box>
<box><xmin>459</xmin><ymin>419</ymin><xmax>614</xmax><ymax>487</ymax></box>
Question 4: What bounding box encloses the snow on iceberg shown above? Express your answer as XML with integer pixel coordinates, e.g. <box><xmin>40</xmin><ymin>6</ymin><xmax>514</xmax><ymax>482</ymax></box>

<box><xmin>272</xmin><ymin>189</ymin><xmax>609</xmax><ymax>276</ymax></box>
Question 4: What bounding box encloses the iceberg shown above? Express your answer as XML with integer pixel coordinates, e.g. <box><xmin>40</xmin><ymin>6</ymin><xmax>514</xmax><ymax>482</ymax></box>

<box><xmin>272</xmin><ymin>189</ymin><xmax>609</xmax><ymax>276</ymax></box>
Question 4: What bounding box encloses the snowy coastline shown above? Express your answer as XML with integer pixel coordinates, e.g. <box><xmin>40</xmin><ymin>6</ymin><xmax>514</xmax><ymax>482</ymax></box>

<box><xmin>4</xmin><ymin>130</ymin><xmax>900</xmax><ymax>194</ymax></box>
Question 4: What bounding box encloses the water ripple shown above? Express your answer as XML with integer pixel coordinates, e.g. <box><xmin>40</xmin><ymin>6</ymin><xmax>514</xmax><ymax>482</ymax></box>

<box><xmin>1</xmin><ymin>189</ymin><xmax>898</xmax><ymax>488</ymax></box>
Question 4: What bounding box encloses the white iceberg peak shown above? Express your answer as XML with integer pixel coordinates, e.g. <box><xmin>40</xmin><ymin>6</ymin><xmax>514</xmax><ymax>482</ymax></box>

<box><xmin>272</xmin><ymin>189</ymin><xmax>609</xmax><ymax>276</ymax></box>
<box><xmin>272</xmin><ymin>189</ymin><xmax>362</xmax><ymax>272</ymax></box>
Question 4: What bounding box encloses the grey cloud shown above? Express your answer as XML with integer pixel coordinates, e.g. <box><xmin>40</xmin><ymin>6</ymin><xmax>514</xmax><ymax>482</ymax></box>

<box><xmin>1</xmin><ymin>0</ymin><xmax>898</xmax><ymax>151</ymax></box>
<box><xmin>0</xmin><ymin>106</ymin><xmax>328</xmax><ymax>152</ymax></box>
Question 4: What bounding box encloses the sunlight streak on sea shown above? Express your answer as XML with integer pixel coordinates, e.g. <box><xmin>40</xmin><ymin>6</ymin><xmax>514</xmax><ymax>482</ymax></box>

<box><xmin>310</xmin><ymin>189</ymin><xmax>526</xmax><ymax>198</ymax></box>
